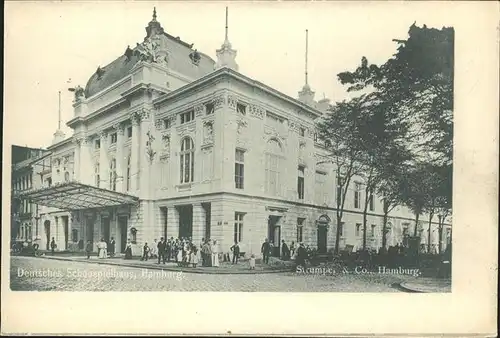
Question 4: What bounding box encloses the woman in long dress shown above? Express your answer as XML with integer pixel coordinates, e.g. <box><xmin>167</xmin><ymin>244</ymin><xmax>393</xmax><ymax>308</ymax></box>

<box><xmin>98</xmin><ymin>239</ymin><xmax>105</xmax><ymax>259</ymax></box>
<box><xmin>124</xmin><ymin>240</ymin><xmax>133</xmax><ymax>260</ymax></box>
<box><xmin>211</xmin><ymin>240</ymin><xmax>220</xmax><ymax>267</ymax></box>
<box><xmin>102</xmin><ymin>240</ymin><xmax>108</xmax><ymax>258</ymax></box>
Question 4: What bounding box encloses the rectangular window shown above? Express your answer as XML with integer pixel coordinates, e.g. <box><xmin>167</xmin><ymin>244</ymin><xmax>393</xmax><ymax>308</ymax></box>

<box><xmin>297</xmin><ymin>218</ymin><xmax>305</xmax><ymax>242</ymax></box>
<box><xmin>371</xmin><ymin>224</ymin><xmax>376</xmax><ymax>237</ymax></box>
<box><xmin>236</xmin><ymin>103</ymin><xmax>247</xmax><ymax>115</ymax></box>
<box><xmin>265</xmin><ymin>154</ymin><xmax>280</xmax><ymax>196</ymax></box>
<box><xmin>297</xmin><ymin>166</ymin><xmax>305</xmax><ymax>200</ymax></box>
<box><xmin>127</xmin><ymin>127</ymin><xmax>133</xmax><ymax>138</ymax></box>
<box><xmin>369</xmin><ymin>194</ymin><xmax>374</xmax><ymax>211</ymax></box>
<box><xmin>180</xmin><ymin>110</ymin><xmax>195</xmax><ymax>124</ymax></box>
<box><xmin>95</xmin><ymin>139</ymin><xmax>101</xmax><ymax>149</ymax></box>
<box><xmin>234</xmin><ymin>212</ymin><xmax>244</xmax><ymax>243</ymax></box>
<box><xmin>205</xmin><ymin>102</ymin><xmax>215</xmax><ymax>115</ymax></box>
<box><xmin>339</xmin><ymin>222</ymin><xmax>344</xmax><ymax>237</ymax></box>
<box><xmin>355</xmin><ymin>223</ymin><xmax>361</xmax><ymax>237</ymax></box>
<box><xmin>163</xmin><ymin>118</ymin><xmax>171</xmax><ymax>129</ymax></box>
<box><xmin>110</xmin><ymin>133</ymin><xmax>117</xmax><ymax>144</ymax></box>
<box><xmin>354</xmin><ymin>182</ymin><xmax>361</xmax><ymax>209</ymax></box>
<box><xmin>315</xmin><ymin>171</ymin><xmax>327</xmax><ymax>204</ymax></box>
<box><xmin>235</xmin><ymin>149</ymin><xmax>245</xmax><ymax>189</ymax></box>
<box><xmin>299</xmin><ymin>127</ymin><xmax>306</xmax><ymax>137</ymax></box>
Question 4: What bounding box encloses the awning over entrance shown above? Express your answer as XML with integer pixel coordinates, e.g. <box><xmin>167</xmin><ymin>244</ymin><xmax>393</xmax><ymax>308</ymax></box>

<box><xmin>18</xmin><ymin>181</ymin><xmax>139</xmax><ymax>211</ymax></box>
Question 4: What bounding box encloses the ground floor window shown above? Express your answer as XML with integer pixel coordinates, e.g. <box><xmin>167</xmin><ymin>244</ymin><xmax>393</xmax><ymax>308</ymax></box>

<box><xmin>234</xmin><ymin>212</ymin><xmax>244</xmax><ymax>243</ymax></box>
<box><xmin>72</xmin><ymin>229</ymin><xmax>78</xmax><ymax>242</ymax></box>
<box><xmin>297</xmin><ymin>218</ymin><xmax>305</xmax><ymax>242</ymax></box>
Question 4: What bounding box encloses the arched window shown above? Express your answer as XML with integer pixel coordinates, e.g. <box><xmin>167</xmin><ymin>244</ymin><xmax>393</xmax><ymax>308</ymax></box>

<box><xmin>180</xmin><ymin>137</ymin><xmax>195</xmax><ymax>184</ymax></box>
<box><xmin>265</xmin><ymin>138</ymin><xmax>283</xmax><ymax>196</ymax></box>
<box><xmin>64</xmin><ymin>171</ymin><xmax>70</xmax><ymax>182</ymax></box>
<box><xmin>126</xmin><ymin>154</ymin><xmax>131</xmax><ymax>191</ymax></box>
<box><xmin>109</xmin><ymin>158</ymin><xmax>117</xmax><ymax>191</ymax></box>
<box><xmin>95</xmin><ymin>162</ymin><xmax>100</xmax><ymax>187</ymax></box>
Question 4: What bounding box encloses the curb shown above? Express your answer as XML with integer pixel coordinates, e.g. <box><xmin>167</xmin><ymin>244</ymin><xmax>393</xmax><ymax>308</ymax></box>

<box><xmin>397</xmin><ymin>281</ymin><xmax>451</xmax><ymax>293</ymax></box>
<box><xmin>394</xmin><ymin>282</ymin><xmax>424</xmax><ymax>293</ymax></box>
<box><xmin>36</xmin><ymin>255</ymin><xmax>292</xmax><ymax>275</ymax></box>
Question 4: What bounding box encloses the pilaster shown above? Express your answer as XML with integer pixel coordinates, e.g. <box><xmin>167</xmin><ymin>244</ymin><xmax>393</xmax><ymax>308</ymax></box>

<box><xmin>167</xmin><ymin>206</ymin><xmax>179</xmax><ymax>239</ymax></box>
<box><xmin>192</xmin><ymin>203</ymin><xmax>206</xmax><ymax>245</ymax></box>
<box><xmin>114</xmin><ymin>123</ymin><xmax>125</xmax><ymax>192</ymax></box>
<box><xmin>99</xmin><ymin>131</ymin><xmax>109</xmax><ymax>188</ymax></box>
<box><xmin>130</xmin><ymin>112</ymin><xmax>140</xmax><ymax>192</ymax></box>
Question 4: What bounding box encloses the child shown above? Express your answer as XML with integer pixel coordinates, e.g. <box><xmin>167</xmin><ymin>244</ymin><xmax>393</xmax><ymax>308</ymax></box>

<box><xmin>85</xmin><ymin>240</ymin><xmax>92</xmax><ymax>259</ymax></box>
<box><xmin>249</xmin><ymin>254</ymin><xmax>256</xmax><ymax>270</ymax></box>
<box><xmin>176</xmin><ymin>248</ymin><xmax>183</xmax><ymax>267</ymax></box>
<box><xmin>141</xmin><ymin>242</ymin><xmax>150</xmax><ymax>261</ymax></box>
<box><xmin>191</xmin><ymin>247</ymin><xmax>199</xmax><ymax>268</ymax></box>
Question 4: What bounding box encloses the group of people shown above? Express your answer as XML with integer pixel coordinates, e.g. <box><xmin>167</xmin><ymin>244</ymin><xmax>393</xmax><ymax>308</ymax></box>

<box><xmin>85</xmin><ymin>237</ymin><xmax>117</xmax><ymax>259</ymax></box>
<box><xmin>137</xmin><ymin>237</ymin><xmax>228</xmax><ymax>268</ymax></box>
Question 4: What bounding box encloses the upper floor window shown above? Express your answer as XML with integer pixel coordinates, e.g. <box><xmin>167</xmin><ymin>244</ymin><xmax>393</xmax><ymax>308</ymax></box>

<box><xmin>297</xmin><ymin>166</ymin><xmax>305</xmax><ymax>200</ymax></box>
<box><xmin>110</xmin><ymin>133</ymin><xmax>117</xmax><ymax>144</ymax></box>
<box><xmin>180</xmin><ymin>110</ymin><xmax>195</xmax><ymax>124</ymax></box>
<box><xmin>369</xmin><ymin>194</ymin><xmax>374</xmax><ymax>211</ymax></box>
<box><xmin>95</xmin><ymin>139</ymin><xmax>101</xmax><ymax>149</ymax></box>
<box><xmin>315</xmin><ymin>171</ymin><xmax>327</xmax><ymax>205</ymax></box>
<box><xmin>64</xmin><ymin>172</ymin><xmax>70</xmax><ymax>182</ymax></box>
<box><xmin>234</xmin><ymin>212</ymin><xmax>244</xmax><ymax>243</ymax></box>
<box><xmin>95</xmin><ymin>162</ymin><xmax>100</xmax><ymax>187</ymax></box>
<box><xmin>236</xmin><ymin>103</ymin><xmax>247</xmax><ymax>115</ymax></box>
<box><xmin>163</xmin><ymin>118</ymin><xmax>171</xmax><ymax>129</ymax></box>
<box><xmin>180</xmin><ymin>137</ymin><xmax>195</xmax><ymax>184</ymax></box>
<box><xmin>371</xmin><ymin>224</ymin><xmax>376</xmax><ymax>237</ymax></box>
<box><xmin>126</xmin><ymin>154</ymin><xmax>131</xmax><ymax>191</ymax></box>
<box><xmin>205</xmin><ymin>102</ymin><xmax>215</xmax><ymax>115</ymax></box>
<box><xmin>127</xmin><ymin>127</ymin><xmax>133</xmax><ymax>138</ymax></box>
<box><xmin>355</xmin><ymin>223</ymin><xmax>361</xmax><ymax>237</ymax></box>
<box><xmin>109</xmin><ymin>159</ymin><xmax>117</xmax><ymax>191</ymax></box>
<box><xmin>297</xmin><ymin>218</ymin><xmax>305</xmax><ymax>242</ymax></box>
<box><xmin>299</xmin><ymin>127</ymin><xmax>306</xmax><ymax>137</ymax></box>
<box><xmin>354</xmin><ymin>182</ymin><xmax>361</xmax><ymax>209</ymax></box>
<box><xmin>235</xmin><ymin>149</ymin><xmax>245</xmax><ymax>189</ymax></box>
<box><xmin>265</xmin><ymin>139</ymin><xmax>283</xmax><ymax>196</ymax></box>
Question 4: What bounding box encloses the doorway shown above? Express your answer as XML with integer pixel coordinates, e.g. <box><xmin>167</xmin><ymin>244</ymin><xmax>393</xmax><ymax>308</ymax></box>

<box><xmin>118</xmin><ymin>216</ymin><xmax>128</xmax><ymax>253</ymax></box>
<box><xmin>268</xmin><ymin>215</ymin><xmax>281</xmax><ymax>257</ymax></box>
<box><xmin>102</xmin><ymin>217</ymin><xmax>110</xmax><ymax>243</ymax></box>
<box><xmin>177</xmin><ymin>205</ymin><xmax>193</xmax><ymax>239</ymax></box>
<box><xmin>203</xmin><ymin>203</ymin><xmax>211</xmax><ymax>240</ymax></box>
<box><xmin>86</xmin><ymin>216</ymin><xmax>94</xmax><ymax>244</ymax></box>
<box><xmin>317</xmin><ymin>226</ymin><xmax>328</xmax><ymax>254</ymax></box>
<box><xmin>62</xmin><ymin>216</ymin><xmax>69</xmax><ymax>250</ymax></box>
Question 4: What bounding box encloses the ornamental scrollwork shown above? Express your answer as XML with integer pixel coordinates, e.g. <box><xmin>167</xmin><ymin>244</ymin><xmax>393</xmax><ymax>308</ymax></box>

<box><xmin>236</xmin><ymin>119</ymin><xmax>248</xmax><ymax>135</ymax></box>
<box><xmin>194</xmin><ymin>104</ymin><xmax>205</xmax><ymax>117</ymax></box>
<box><xmin>227</xmin><ymin>95</ymin><xmax>237</xmax><ymax>110</ymax></box>
<box><xmin>249</xmin><ymin>104</ymin><xmax>264</xmax><ymax>119</ymax></box>
<box><xmin>212</xmin><ymin>94</ymin><xmax>225</xmax><ymax>109</ymax></box>
<box><xmin>203</xmin><ymin>120</ymin><xmax>214</xmax><ymax>144</ymax></box>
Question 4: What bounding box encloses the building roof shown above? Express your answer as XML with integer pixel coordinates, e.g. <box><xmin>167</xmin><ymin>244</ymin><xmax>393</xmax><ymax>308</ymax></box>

<box><xmin>84</xmin><ymin>10</ymin><xmax>215</xmax><ymax>98</ymax></box>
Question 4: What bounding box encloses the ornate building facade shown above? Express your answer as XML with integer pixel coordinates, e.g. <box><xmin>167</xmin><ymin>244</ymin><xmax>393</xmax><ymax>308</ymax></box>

<box><xmin>20</xmin><ymin>9</ymin><xmax>451</xmax><ymax>256</ymax></box>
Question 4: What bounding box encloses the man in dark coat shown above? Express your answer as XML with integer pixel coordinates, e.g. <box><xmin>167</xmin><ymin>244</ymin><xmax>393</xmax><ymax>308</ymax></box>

<box><xmin>230</xmin><ymin>241</ymin><xmax>240</xmax><ymax>264</ymax></box>
<box><xmin>261</xmin><ymin>238</ymin><xmax>270</xmax><ymax>264</ymax></box>
<box><xmin>296</xmin><ymin>243</ymin><xmax>307</xmax><ymax>268</ymax></box>
<box><xmin>50</xmin><ymin>237</ymin><xmax>56</xmax><ymax>255</ymax></box>
<box><xmin>281</xmin><ymin>240</ymin><xmax>290</xmax><ymax>260</ymax></box>
<box><xmin>109</xmin><ymin>237</ymin><xmax>116</xmax><ymax>257</ymax></box>
<box><xmin>157</xmin><ymin>237</ymin><xmax>167</xmax><ymax>264</ymax></box>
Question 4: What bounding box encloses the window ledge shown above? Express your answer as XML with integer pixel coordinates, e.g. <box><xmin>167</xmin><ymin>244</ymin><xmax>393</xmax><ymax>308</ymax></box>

<box><xmin>176</xmin><ymin>183</ymin><xmax>192</xmax><ymax>191</ymax></box>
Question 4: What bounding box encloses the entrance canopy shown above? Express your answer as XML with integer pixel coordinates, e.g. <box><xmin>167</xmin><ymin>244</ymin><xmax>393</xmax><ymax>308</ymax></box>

<box><xmin>18</xmin><ymin>181</ymin><xmax>139</xmax><ymax>211</ymax></box>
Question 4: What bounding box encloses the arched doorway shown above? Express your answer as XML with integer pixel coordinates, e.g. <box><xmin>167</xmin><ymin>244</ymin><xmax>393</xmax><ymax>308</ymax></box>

<box><xmin>316</xmin><ymin>215</ymin><xmax>331</xmax><ymax>254</ymax></box>
<box><xmin>44</xmin><ymin>220</ymin><xmax>51</xmax><ymax>250</ymax></box>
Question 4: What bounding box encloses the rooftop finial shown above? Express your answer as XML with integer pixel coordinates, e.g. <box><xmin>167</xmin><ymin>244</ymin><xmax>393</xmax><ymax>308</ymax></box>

<box><xmin>305</xmin><ymin>29</ymin><xmax>309</xmax><ymax>86</ymax></box>
<box><xmin>153</xmin><ymin>7</ymin><xmax>157</xmax><ymax>21</ymax></box>
<box><xmin>225</xmin><ymin>6</ymin><xmax>229</xmax><ymax>43</ymax></box>
<box><xmin>58</xmin><ymin>91</ymin><xmax>62</xmax><ymax>130</ymax></box>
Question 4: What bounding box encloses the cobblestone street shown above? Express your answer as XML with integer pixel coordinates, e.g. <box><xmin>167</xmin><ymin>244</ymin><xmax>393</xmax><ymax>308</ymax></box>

<box><xmin>9</xmin><ymin>256</ymin><xmax>427</xmax><ymax>292</ymax></box>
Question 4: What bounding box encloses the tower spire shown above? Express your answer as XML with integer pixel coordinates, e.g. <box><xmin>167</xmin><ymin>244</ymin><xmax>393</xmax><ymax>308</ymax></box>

<box><xmin>215</xmin><ymin>6</ymin><xmax>238</xmax><ymax>71</ymax></box>
<box><xmin>153</xmin><ymin>7</ymin><xmax>157</xmax><ymax>22</ymax></box>
<box><xmin>225</xmin><ymin>6</ymin><xmax>229</xmax><ymax>43</ymax></box>
<box><xmin>305</xmin><ymin>29</ymin><xmax>309</xmax><ymax>86</ymax></box>
<box><xmin>58</xmin><ymin>91</ymin><xmax>62</xmax><ymax>130</ymax></box>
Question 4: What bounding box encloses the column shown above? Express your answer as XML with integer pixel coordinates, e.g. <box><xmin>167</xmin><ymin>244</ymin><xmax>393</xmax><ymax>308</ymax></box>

<box><xmin>130</xmin><ymin>114</ymin><xmax>140</xmax><ymax>192</ymax></box>
<box><xmin>167</xmin><ymin>206</ymin><xmax>179</xmax><ymax>239</ymax></box>
<box><xmin>192</xmin><ymin>203</ymin><xmax>206</xmax><ymax>245</ymax></box>
<box><xmin>80</xmin><ymin>136</ymin><xmax>93</xmax><ymax>185</ymax></box>
<box><xmin>99</xmin><ymin>131</ymin><xmax>109</xmax><ymax>189</ymax></box>
<box><xmin>114</xmin><ymin>123</ymin><xmax>125</xmax><ymax>192</ymax></box>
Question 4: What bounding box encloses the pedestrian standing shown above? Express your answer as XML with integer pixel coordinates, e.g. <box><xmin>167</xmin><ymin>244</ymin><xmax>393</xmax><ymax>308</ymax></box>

<box><xmin>296</xmin><ymin>242</ymin><xmax>307</xmax><ymax>269</ymax></box>
<box><xmin>281</xmin><ymin>240</ymin><xmax>290</xmax><ymax>260</ymax></box>
<box><xmin>85</xmin><ymin>240</ymin><xmax>92</xmax><ymax>259</ymax></box>
<box><xmin>211</xmin><ymin>240</ymin><xmax>220</xmax><ymax>267</ymax></box>
<box><xmin>290</xmin><ymin>241</ymin><xmax>296</xmax><ymax>258</ymax></box>
<box><xmin>109</xmin><ymin>237</ymin><xmax>116</xmax><ymax>257</ymax></box>
<box><xmin>249</xmin><ymin>254</ymin><xmax>256</xmax><ymax>270</ymax></box>
<box><xmin>261</xmin><ymin>238</ymin><xmax>270</xmax><ymax>264</ymax></box>
<box><xmin>141</xmin><ymin>242</ymin><xmax>150</xmax><ymax>261</ymax></box>
<box><xmin>50</xmin><ymin>237</ymin><xmax>56</xmax><ymax>255</ymax></box>
<box><xmin>230</xmin><ymin>241</ymin><xmax>240</xmax><ymax>264</ymax></box>
<box><xmin>157</xmin><ymin>237</ymin><xmax>167</xmax><ymax>264</ymax></box>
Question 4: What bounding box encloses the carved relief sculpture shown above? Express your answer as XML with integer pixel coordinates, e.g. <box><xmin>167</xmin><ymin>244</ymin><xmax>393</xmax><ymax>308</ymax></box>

<box><xmin>227</xmin><ymin>95</ymin><xmax>237</xmax><ymax>110</ymax></box>
<box><xmin>203</xmin><ymin>120</ymin><xmax>214</xmax><ymax>144</ymax></box>
<box><xmin>194</xmin><ymin>104</ymin><xmax>205</xmax><ymax>117</ymax></box>
<box><xmin>236</xmin><ymin>119</ymin><xmax>248</xmax><ymax>135</ymax></box>
<box><xmin>161</xmin><ymin>133</ymin><xmax>171</xmax><ymax>158</ymax></box>
<box><xmin>68</xmin><ymin>85</ymin><xmax>85</xmax><ymax>102</ymax></box>
<box><xmin>212</xmin><ymin>94</ymin><xmax>225</xmax><ymax>109</ymax></box>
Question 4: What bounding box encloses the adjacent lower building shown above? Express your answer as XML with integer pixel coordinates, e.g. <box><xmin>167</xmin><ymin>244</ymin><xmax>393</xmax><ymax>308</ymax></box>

<box><xmin>18</xmin><ymin>8</ymin><xmax>451</xmax><ymax>256</ymax></box>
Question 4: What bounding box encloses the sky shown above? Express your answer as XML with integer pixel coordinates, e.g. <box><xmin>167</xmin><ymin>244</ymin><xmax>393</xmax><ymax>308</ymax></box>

<box><xmin>4</xmin><ymin>1</ymin><xmax>459</xmax><ymax>148</ymax></box>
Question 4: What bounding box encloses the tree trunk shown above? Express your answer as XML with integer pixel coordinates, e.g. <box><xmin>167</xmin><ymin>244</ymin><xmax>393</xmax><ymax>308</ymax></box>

<box><xmin>413</xmin><ymin>212</ymin><xmax>420</xmax><ymax>237</ymax></box>
<box><xmin>427</xmin><ymin>212</ymin><xmax>434</xmax><ymax>253</ymax></box>
<box><xmin>381</xmin><ymin>200</ymin><xmax>389</xmax><ymax>251</ymax></box>
<box><xmin>438</xmin><ymin>215</ymin><xmax>443</xmax><ymax>254</ymax></box>
<box><xmin>335</xmin><ymin>215</ymin><xmax>342</xmax><ymax>255</ymax></box>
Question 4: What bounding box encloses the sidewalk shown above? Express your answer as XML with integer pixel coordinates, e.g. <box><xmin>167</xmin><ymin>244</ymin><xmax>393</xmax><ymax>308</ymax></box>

<box><xmin>399</xmin><ymin>278</ymin><xmax>451</xmax><ymax>293</ymax></box>
<box><xmin>38</xmin><ymin>254</ymin><xmax>293</xmax><ymax>275</ymax></box>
